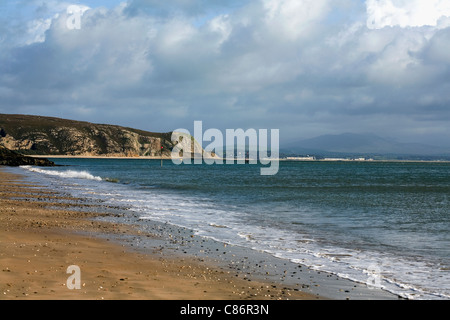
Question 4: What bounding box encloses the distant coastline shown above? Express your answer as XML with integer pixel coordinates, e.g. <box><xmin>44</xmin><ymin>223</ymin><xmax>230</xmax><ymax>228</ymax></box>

<box><xmin>31</xmin><ymin>154</ymin><xmax>450</xmax><ymax>163</ymax></box>
<box><xmin>281</xmin><ymin>158</ymin><xmax>450</xmax><ymax>163</ymax></box>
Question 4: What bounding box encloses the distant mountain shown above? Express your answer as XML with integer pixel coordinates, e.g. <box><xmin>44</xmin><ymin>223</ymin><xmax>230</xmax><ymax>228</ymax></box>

<box><xmin>284</xmin><ymin>133</ymin><xmax>450</xmax><ymax>157</ymax></box>
<box><xmin>0</xmin><ymin>114</ymin><xmax>174</xmax><ymax>157</ymax></box>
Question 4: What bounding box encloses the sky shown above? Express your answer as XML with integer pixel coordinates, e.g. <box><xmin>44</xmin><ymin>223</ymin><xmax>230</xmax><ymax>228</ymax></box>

<box><xmin>1</xmin><ymin>0</ymin><xmax>450</xmax><ymax>147</ymax></box>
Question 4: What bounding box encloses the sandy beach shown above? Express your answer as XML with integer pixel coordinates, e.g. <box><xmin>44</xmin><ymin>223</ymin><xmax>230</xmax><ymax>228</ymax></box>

<box><xmin>0</xmin><ymin>167</ymin><xmax>320</xmax><ymax>300</ymax></box>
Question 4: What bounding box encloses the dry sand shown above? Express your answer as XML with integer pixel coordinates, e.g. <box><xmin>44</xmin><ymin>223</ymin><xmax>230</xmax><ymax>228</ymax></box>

<box><xmin>0</xmin><ymin>167</ymin><xmax>320</xmax><ymax>300</ymax></box>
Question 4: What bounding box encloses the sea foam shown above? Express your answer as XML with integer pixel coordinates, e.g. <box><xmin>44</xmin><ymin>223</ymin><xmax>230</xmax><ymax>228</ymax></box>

<box><xmin>20</xmin><ymin>166</ymin><xmax>103</xmax><ymax>181</ymax></box>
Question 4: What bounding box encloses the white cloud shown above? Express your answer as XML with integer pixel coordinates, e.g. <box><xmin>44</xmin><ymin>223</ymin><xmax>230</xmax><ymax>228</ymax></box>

<box><xmin>262</xmin><ymin>0</ymin><xmax>330</xmax><ymax>40</ymax></box>
<box><xmin>207</xmin><ymin>14</ymin><xmax>232</xmax><ymax>50</ymax></box>
<box><xmin>15</xmin><ymin>2</ymin><xmax>91</xmax><ymax>46</ymax></box>
<box><xmin>366</xmin><ymin>0</ymin><xmax>450</xmax><ymax>29</ymax></box>
<box><xmin>25</xmin><ymin>17</ymin><xmax>54</xmax><ymax>44</ymax></box>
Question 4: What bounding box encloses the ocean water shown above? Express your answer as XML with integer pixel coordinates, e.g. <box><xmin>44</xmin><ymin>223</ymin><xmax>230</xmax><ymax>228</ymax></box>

<box><xmin>16</xmin><ymin>159</ymin><xmax>450</xmax><ymax>300</ymax></box>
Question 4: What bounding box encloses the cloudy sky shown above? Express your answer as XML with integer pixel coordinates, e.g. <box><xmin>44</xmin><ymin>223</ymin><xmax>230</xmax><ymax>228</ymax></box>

<box><xmin>1</xmin><ymin>0</ymin><xmax>450</xmax><ymax>147</ymax></box>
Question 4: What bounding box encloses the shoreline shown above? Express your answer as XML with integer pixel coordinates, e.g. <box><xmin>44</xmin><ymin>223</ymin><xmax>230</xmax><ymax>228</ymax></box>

<box><xmin>30</xmin><ymin>155</ymin><xmax>450</xmax><ymax>163</ymax></box>
<box><xmin>0</xmin><ymin>167</ymin><xmax>320</xmax><ymax>300</ymax></box>
<box><xmin>0</xmin><ymin>166</ymin><xmax>401</xmax><ymax>300</ymax></box>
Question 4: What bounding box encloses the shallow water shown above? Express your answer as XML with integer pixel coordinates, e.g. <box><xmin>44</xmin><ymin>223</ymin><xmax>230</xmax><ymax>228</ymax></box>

<box><xmin>17</xmin><ymin>159</ymin><xmax>450</xmax><ymax>299</ymax></box>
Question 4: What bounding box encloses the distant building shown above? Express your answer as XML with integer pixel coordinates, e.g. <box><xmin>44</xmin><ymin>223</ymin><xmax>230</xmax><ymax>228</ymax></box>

<box><xmin>323</xmin><ymin>158</ymin><xmax>349</xmax><ymax>161</ymax></box>
<box><xmin>286</xmin><ymin>156</ymin><xmax>315</xmax><ymax>161</ymax></box>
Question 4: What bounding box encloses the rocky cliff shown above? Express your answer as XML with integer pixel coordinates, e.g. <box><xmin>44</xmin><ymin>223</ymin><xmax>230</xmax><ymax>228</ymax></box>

<box><xmin>0</xmin><ymin>114</ymin><xmax>174</xmax><ymax>157</ymax></box>
<box><xmin>0</xmin><ymin>146</ymin><xmax>55</xmax><ymax>166</ymax></box>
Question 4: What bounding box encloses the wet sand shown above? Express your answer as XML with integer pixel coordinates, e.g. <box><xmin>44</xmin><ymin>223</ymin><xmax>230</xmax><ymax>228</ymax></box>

<box><xmin>0</xmin><ymin>167</ymin><xmax>320</xmax><ymax>300</ymax></box>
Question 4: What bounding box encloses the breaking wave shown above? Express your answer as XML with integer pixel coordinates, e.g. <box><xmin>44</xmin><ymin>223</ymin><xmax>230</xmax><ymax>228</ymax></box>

<box><xmin>20</xmin><ymin>166</ymin><xmax>103</xmax><ymax>181</ymax></box>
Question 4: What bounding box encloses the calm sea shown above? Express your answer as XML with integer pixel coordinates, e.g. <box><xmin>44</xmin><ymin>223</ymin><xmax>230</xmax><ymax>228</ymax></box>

<box><xmin>16</xmin><ymin>159</ymin><xmax>450</xmax><ymax>299</ymax></box>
